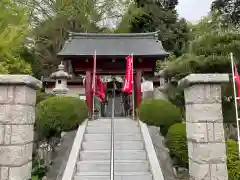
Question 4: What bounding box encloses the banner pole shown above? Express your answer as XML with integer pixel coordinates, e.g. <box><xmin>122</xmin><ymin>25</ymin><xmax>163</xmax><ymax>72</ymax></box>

<box><xmin>230</xmin><ymin>52</ymin><xmax>240</xmax><ymax>156</ymax></box>
<box><xmin>132</xmin><ymin>53</ymin><xmax>135</xmax><ymax>121</ymax></box>
<box><xmin>92</xmin><ymin>50</ymin><xmax>97</xmax><ymax>120</ymax></box>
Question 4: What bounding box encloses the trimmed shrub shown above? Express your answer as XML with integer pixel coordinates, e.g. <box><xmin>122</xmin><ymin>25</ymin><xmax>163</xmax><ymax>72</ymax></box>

<box><xmin>36</xmin><ymin>90</ymin><xmax>54</xmax><ymax>104</ymax></box>
<box><xmin>166</xmin><ymin>123</ymin><xmax>188</xmax><ymax>168</ymax></box>
<box><xmin>159</xmin><ymin>125</ymin><xmax>170</xmax><ymax>137</ymax></box>
<box><xmin>36</xmin><ymin>96</ymin><xmax>88</xmax><ymax>139</ymax></box>
<box><xmin>139</xmin><ymin>99</ymin><xmax>182</xmax><ymax>127</ymax></box>
<box><xmin>227</xmin><ymin>140</ymin><xmax>240</xmax><ymax>180</ymax></box>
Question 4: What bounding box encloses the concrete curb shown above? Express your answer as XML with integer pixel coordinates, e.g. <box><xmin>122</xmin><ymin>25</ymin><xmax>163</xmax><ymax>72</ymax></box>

<box><xmin>139</xmin><ymin>121</ymin><xmax>165</xmax><ymax>180</ymax></box>
<box><xmin>61</xmin><ymin>120</ymin><xmax>88</xmax><ymax>180</ymax></box>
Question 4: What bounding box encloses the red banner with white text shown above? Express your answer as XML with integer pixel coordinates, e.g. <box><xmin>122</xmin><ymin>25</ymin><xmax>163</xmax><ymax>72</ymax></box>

<box><xmin>122</xmin><ymin>55</ymin><xmax>133</xmax><ymax>94</ymax></box>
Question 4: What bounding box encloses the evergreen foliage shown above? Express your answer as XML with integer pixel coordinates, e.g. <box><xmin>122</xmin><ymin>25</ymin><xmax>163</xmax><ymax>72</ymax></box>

<box><xmin>164</xmin><ymin>31</ymin><xmax>240</xmax><ymax>80</ymax></box>
<box><xmin>0</xmin><ymin>0</ymin><xmax>32</xmax><ymax>74</ymax></box>
<box><xmin>18</xmin><ymin>0</ymin><xmax>131</xmax><ymax>77</ymax></box>
<box><xmin>212</xmin><ymin>0</ymin><xmax>240</xmax><ymax>26</ymax></box>
<box><xmin>226</xmin><ymin>140</ymin><xmax>240</xmax><ymax>180</ymax></box>
<box><xmin>166</xmin><ymin>123</ymin><xmax>188</xmax><ymax>168</ymax></box>
<box><xmin>117</xmin><ymin>0</ymin><xmax>189</xmax><ymax>56</ymax></box>
<box><xmin>139</xmin><ymin>99</ymin><xmax>182</xmax><ymax>127</ymax></box>
<box><xmin>36</xmin><ymin>96</ymin><xmax>88</xmax><ymax>139</ymax></box>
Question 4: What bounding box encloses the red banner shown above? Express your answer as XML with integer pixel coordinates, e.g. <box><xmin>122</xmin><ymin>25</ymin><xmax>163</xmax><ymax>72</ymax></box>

<box><xmin>234</xmin><ymin>64</ymin><xmax>240</xmax><ymax>104</ymax></box>
<box><xmin>92</xmin><ymin>75</ymin><xmax>105</xmax><ymax>102</ymax></box>
<box><xmin>122</xmin><ymin>55</ymin><xmax>133</xmax><ymax>94</ymax></box>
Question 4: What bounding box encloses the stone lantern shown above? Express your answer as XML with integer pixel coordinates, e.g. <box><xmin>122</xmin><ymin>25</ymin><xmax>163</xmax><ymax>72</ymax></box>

<box><xmin>154</xmin><ymin>70</ymin><xmax>168</xmax><ymax>100</ymax></box>
<box><xmin>157</xmin><ymin>70</ymin><xmax>166</xmax><ymax>90</ymax></box>
<box><xmin>50</xmin><ymin>62</ymin><xmax>72</xmax><ymax>95</ymax></box>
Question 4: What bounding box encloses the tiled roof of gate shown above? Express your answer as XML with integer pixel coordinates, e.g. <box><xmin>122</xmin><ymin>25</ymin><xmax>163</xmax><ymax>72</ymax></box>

<box><xmin>58</xmin><ymin>32</ymin><xmax>169</xmax><ymax>59</ymax></box>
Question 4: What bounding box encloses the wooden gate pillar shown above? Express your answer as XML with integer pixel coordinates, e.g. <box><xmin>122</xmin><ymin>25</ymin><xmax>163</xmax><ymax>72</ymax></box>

<box><xmin>85</xmin><ymin>70</ymin><xmax>92</xmax><ymax>117</ymax></box>
<box><xmin>135</xmin><ymin>69</ymin><xmax>142</xmax><ymax>108</ymax></box>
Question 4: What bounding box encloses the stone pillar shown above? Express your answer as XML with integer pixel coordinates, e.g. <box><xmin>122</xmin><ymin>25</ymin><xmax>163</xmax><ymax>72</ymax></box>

<box><xmin>0</xmin><ymin>75</ymin><xmax>41</xmax><ymax>180</ymax></box>
<box><xmin>178</xmin><ymin>74</ymin><xmax>229</xmax><ymax>180</ymax></box>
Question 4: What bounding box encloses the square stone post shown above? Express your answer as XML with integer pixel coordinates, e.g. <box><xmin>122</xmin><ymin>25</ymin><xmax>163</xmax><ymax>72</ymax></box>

<box><xmin>0</xmin><ymin>75</ymin><xmax>41</xmax><ymax>180</ymax></box>
<box><xmin>178</xmin><ymin>74</ymin><xmax>229</xmax><ymax>180</ymax></box>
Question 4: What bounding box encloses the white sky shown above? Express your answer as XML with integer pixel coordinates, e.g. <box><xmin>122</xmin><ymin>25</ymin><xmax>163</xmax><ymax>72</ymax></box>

<box><xmin>176</xmin><ymin>0</ymin><xmax>214</xmax><ymax>23</ymax></box>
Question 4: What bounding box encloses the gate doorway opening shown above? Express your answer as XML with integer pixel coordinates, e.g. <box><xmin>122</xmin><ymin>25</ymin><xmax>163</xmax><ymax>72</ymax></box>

<box><xmin>104</xmin><ymin>77</ymin><xmax>132</xmax><ymax>117</ymax></box>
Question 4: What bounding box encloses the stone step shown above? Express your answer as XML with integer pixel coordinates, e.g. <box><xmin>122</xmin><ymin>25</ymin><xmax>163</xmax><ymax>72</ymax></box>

<box><xmin>92</xmin><ymin>118</ymin><xmax>133</xmax><ymax>122</ymax></box>
<box><xmin>77</xmin><ymin>160</ymin><xmax>149</xmax><ymax>172</ymax></box>
<box><xmin>82</xmin><ymin>141</ymin><xmax>144</xmax><ymax>150</ymax></box>
<box><xmin>80</xmin><ymin>150</ymin><xmax>147</xmax><ymax>161</ymax></box>
<box><xmin>86</xmin><ymin>126</ymin><xmax>140</xmax><ymax>134</ymax></box>
<box><xmin>87</xmin><ymin>120</ymin><xmax>138</xmax><ymax>126</ymax></box>
<box><xmin>87</xmin><ymin>124</ymin><xmax>138</xmax><ymax>128</ymax></box>
<box><xmin>74</xmin><ymin>172</ymin><xmax>152</xmax><ymax>180</ymax></box>
<box><xmin>84</xmin><ymin>133</ymin><xmax>142</xmax><ymax>141</ymax></box>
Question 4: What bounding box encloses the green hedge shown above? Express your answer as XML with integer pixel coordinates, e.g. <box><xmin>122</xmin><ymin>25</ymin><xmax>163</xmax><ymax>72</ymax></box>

<box><xmin>166</xmin><ymin>123</ymin><xmax>188</xmax><ymax>168</ymax></box>
<box><xmin>227</xmin><ymin>140</ymin><xmax>240</xmax><ymax>180</ymax></box>
<box><xmin>160</xmin><ymin>125</ymin><xmax>170</xmax><ymax>137</ymax></box>
<box><xmin>36</xmin><ymin>96</ymin><xmax>88</xmax><ymax>139</ymax></box>
<box><xmin>139</xmin><ymin>99</ymin><xmax>182</xmax><ymax>127</ymax></box>
<box><xmin>36</xmin><ymin>90</ymin><xmax>54</xmax><ymax>104</ymax></box>
<box><xmin>166</xmin><ymin>123</ymin><xmax>240</xmax><ymax>179</ymax></box>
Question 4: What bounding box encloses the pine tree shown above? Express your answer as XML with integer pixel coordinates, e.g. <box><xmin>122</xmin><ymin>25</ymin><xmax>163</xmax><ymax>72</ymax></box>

<box><xmin>118</xmin><ymin>0</ymin><xmax>189</xmax><ymax>56</ymax></box>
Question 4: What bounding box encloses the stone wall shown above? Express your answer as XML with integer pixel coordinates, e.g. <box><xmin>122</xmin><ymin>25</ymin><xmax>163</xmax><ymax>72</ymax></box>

<box><xmin>0</xmin><ymin>75</ymin><xmax>40</xmax><ymax>180</ymax></box>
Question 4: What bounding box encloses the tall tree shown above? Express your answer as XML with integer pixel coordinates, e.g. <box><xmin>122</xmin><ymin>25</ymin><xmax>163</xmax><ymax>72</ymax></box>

<box><xmin>164</xmin><ymin>12</ymin><xmax>240</xmax><ymax>80</ymax></box>
<box><xmin>0</xmin><ymin>0</ymin><xmax>31</xmax><ymax>74</ymax></box>
<box><xmin>18</xmin><ymin>0</ymin><xmax>131</xmax><ymax>76</ymax></box>
<box><xmin>164</xmin><ymin>12</ymin><xmax>240</xmax><ymax>125</ymax></box>
<box><xmin>117</xmin><ymin>0</ymin><xmax>189</xmax><ymax>56</ymax></box>
<box><xmin>188</xmin><ymin>10</ymin><xmax>236</xmax><ymax>40</ymax></box>
<box><xmin>211</xmin><ymin>0</ymin><xmax>240</xmax><ymax>26</ymax></box>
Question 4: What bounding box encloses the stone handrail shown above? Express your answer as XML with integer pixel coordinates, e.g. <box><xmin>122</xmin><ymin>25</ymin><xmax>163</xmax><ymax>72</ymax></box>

<box><xmin>139</xmin><ymin>121</ymin><xmax>165</xmax><ymax>180</ymax></box>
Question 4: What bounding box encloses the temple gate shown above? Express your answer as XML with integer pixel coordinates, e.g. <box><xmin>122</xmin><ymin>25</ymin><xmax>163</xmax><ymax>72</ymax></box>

<box><xmin>56</xmin><ymin>32</ymin><xmax>168</xmax><ymax>117</ymax></box>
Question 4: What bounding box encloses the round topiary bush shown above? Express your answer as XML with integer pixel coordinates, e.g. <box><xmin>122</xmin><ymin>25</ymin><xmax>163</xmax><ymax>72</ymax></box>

<box><xmin>139</xmin><ymin>99</ymin><xmax>182</xmax><ymax>127</ymax></box>
<box><xmin>36</xmin><ymin>90</ymin><xmax>55</xmax><ymax>104</ymax></box>
<box><xmin>227</xmin><ymin>139</ymin><xmax>240</xmax><ymax>180</ymax></box>
<box><xmin>36</xmin><ymin>96</ymin><xmax>88</xmax><ymax>139</ymax></box>
<box><xmin>166</xmin><ymin>123</ymin><xmax>188</xmax><ymax>168</ymax></box>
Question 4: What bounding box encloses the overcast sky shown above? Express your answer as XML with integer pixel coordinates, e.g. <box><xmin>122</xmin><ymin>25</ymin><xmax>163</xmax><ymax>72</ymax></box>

<box><xmin>176</xmin><ymin>0</ymin><xmax>214</xmax><ymax>23</ymax></box>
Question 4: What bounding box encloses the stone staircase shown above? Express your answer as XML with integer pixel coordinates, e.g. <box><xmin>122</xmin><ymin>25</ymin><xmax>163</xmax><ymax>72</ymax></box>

<box><xmin>74</xmin><ymin>118</ymin><xmax>153</xmax><ymax>180</ymax></box>
<box><xmin>105</xmin><ymin>96</ymin><xmax>123</xmax><ymax>117</ymax></box>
